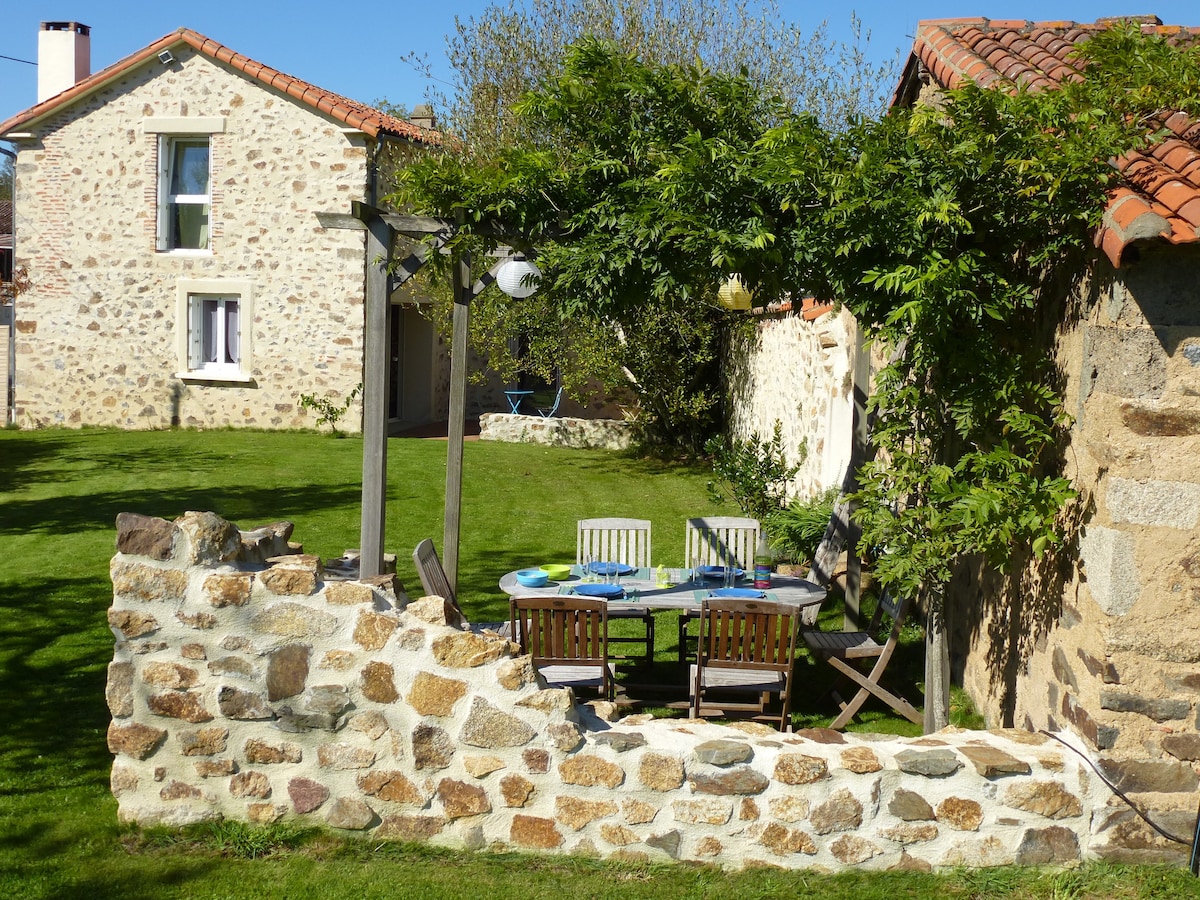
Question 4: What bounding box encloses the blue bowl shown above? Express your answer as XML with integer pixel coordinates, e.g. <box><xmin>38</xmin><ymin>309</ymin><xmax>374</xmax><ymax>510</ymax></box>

<box><xmin>515</xmin><ymin>568</ymin><xmax>549</xmax><ymax>588</ymax></box>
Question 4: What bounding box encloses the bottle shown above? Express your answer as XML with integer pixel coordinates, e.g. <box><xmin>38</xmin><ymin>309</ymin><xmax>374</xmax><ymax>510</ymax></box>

<box><xmin>753</xmin><ymin>534</ymin><xmax>773</xmax><ymax>590</ymax></box>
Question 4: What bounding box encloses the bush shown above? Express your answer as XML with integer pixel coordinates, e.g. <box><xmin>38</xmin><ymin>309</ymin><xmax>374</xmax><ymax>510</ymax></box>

<box><xmin>298</xmin><ymin>383</ymin><xmax>363</xmax><ymax>436</ymax></box>
<box><xmin>765</xmin><ymin>487</ymin><xmax>839</xmax><ymax>564</ymax></box>
<box><xmin>705</xmin><ymin>422</ymin><xmax>803</xmax><ymax>523</ymax></box>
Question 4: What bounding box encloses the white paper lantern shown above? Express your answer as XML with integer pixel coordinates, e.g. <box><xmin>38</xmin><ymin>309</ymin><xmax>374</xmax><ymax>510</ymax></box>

<box><xmin>496</xmin><ymin>257</ymin><xmax>542</xmax><ymax>298</ymax></box>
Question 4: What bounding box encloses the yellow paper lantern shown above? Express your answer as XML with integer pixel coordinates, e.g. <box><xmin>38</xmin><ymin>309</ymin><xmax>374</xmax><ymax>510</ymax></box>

<box><xmin>717</xmin><ymin>275</ymin><xmax>753</xmax><ymax>311</ymax></box>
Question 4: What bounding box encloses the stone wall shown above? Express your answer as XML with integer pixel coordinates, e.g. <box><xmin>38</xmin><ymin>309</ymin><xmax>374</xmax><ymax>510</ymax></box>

<box><xmin>725</xmin><ymin>306</ymin><xmax>858</xmax><ymax>501</ymax></box>
<box><xmin>11</xmin><ymin>45</ymin><xmax>369</xmax><ymax>430</ymax></box>
<box><xmin>106</xmin><ymin>510</ymin><xmax>1188</xmax><ymax>869</ymax></box>
<box><xmin>950</xmin><ymin>244</ymin><xmax>1200</xmax><ymax>762</ymax></box>
<box><xmin>479</xmin><ymin>413</ymin><xmax>632</xmax><ymax>451</ymax></box>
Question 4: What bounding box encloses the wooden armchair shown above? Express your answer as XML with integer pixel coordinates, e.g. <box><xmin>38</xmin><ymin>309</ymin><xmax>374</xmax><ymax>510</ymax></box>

<box><xmin>412</xmin><ymin>538</ymin><xmax>508</xmax><ymax>635</ymax></box>
<box><xmin>801</xmin><ymin>590</ymin><xmax>922</xmax><ymax>729</ymax></box>
<box><xmin>678</xmin><ymin>517</ymin><xmax>760</xmax><ymax>664</ymax></box>
<box><xmin>509</xmin><ymin>595</ymin><xmax>614</xmax><ymax>700</ymax></box>
<box><xmin>689</xmin><ymin>596</ymin><xmax>800</xmax><ymax>731</ymax></box>
<box><xmin>577</xmin><ymin>517</ymin><xmax>655</xmax><ymax>664</ymax></box>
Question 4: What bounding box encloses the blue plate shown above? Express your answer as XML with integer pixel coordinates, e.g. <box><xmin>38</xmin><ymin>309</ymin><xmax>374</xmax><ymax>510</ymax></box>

<box><xmin>697</xmin><ymin>565</ymin><xmax>745</xmax><ymax>580</ymax></box>
<box><xmin>586</xmin><ymin>561</ymin><xmax>634</xmax><ymax>576</ymax></box>
<box><xmin>573</xmin><ymin>583</ymin><xmax>625</xmax><ymax>599</ymax></box>
<box><xmin>710</xmin><ymin>587</ymin><xmax>765</xmax><ymax>599</ymax></box>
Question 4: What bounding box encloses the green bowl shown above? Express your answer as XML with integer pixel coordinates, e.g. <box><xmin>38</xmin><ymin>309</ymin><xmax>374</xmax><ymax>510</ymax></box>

<box><xmin>539</xmin><ymin>564</ymin><xmax>572</xmax><ymax>581</ymax></box>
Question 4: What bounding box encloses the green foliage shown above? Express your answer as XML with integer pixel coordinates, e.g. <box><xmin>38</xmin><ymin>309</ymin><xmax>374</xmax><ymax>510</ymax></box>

<box><xmin>765</xmin><ymin>487</ymin><xmax>838</xmax><ymax>564</ymax></box>
<box><xmin>298</xmin><ymin>383</ymin><xmax>363</xmax><ymax>436</ymax></box>
<box><xmin>0</xmin><ymin>147</ymin><xmax>12</xmax><ymax>203</ymax></box>
<box><xmin>395</xmin><ymin>1</ymin><xmax>896</xmax><ymax>451</ymax></box>
<box><xmin>399</xmin><ymin>26</ymin><xmax>1200</xmax><ymax>609</ymax></box>
<box><xmin>705</xmin><ymin>422</ymin><xmax>801</xmax><ymax>522</ymax></box>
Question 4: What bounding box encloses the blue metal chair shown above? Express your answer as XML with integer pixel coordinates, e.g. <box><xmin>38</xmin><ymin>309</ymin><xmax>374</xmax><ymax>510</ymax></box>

<box><xmin>536</xmin><ymin>386</ymin><xmax>563</xmax><ymax>418</ymax></box>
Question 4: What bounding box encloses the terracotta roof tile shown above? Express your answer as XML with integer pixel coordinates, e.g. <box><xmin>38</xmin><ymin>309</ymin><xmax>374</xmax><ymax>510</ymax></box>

<box><xmin>903</xmin><ymin>16</ymin><xmax>1200</xmax><ymax>267</ymax></box>
<box><xmin>0</xmin><ymin>27</ymin><xmax>439</xmax><ymax>147</ymax></box>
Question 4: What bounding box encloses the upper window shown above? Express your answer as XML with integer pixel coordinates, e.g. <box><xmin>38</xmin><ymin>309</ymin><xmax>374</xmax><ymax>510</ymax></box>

<box><xmin>159</xmin><ymin>137</ymin><xmax>210</xmax><ymax>251</ymax></box>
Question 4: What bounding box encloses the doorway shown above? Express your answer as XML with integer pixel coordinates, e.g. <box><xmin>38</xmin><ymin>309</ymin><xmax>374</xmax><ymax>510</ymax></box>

<box><xmin>388</xmin><ymin>304</ymin><xmax>434</xmax><ymax>426</ymax></box>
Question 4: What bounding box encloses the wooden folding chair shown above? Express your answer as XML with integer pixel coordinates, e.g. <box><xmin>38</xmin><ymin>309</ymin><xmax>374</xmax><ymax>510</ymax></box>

<box><xmin>413</xmin><ymin>538</ymin><xmax>508</xmax><ymax>635</ymax></box>
<box><xmin>689</xmin><ymin>596</ymin><xmax>799</xmax><ymax>731</ymax></box>
<box><xmin>509</xmin><ymin>595</ymin><xmax>614</xmax><ymax>700</ymax></box>
<box><xmin>801</xmin><ymin>590</ymin><xmax>922</xmax><ymax>729</ymax></box>
<box><xmin>677</xmin><ymin>517</ymin><xmax>760</xmax><ymax>664</ymax></box>
<box><xmin>576</xmin><ymin>518</ymin><xmax>654</xmax><ymax>664</ymax></box>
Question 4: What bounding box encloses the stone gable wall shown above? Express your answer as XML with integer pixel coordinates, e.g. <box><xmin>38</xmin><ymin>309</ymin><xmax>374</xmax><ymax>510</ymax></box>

<box><xmin>725</xmin><ymin>307</ymin><xmax>857</xmax><ymax>501</ymax></box>
<box><xmin>106</xmin><ymin>510</ymin><xmax>1189</xmax><ymax>869</ymax></box>
<box><xmin>950</xmin><ymin>245</ymin><xmax>1200</xmax><ymax>772</ymax></box>
<box><xmin>12</xmin><ymin>46</ymin><xmax>369</xmax><ymax>430</ymax></box>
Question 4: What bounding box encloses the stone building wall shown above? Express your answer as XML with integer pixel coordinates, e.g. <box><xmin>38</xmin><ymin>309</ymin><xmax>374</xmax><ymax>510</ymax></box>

<box><xmin>725</xmin><ymin>307</ymin><xmax>857</xmax><ymax>501</ymax></box>
<box><xmin>949</xmin><ymin>244</ymin><xmax>1200</xmax><ymax>834</ymax></box>
<box><xmin>106</xmin><ymin>510</ymin><xmax>1188</xmax><ymax>869</ymax></box>
<box><xmin>11</xmin><ymin>46</ymin><xmax>370</xmax><ymax>430</ymax></box>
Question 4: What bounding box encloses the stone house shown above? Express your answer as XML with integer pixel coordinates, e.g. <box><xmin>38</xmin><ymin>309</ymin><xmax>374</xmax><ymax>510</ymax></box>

<box><xmin>0</xmin><ymin>22</ymin><xmax>463</xmax><ymax>432</ymax></box>
<box><xmin>888</xmin><ymin>15</ymin><xmax>1200</xmax><ymax>784</ymax></box>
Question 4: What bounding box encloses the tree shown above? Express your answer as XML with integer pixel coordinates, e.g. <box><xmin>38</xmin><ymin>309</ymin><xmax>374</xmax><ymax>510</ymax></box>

<box><xmin>396</xmin><ymin>0</ymin><xmax>898</xmax><ymax>449</ymax></box>
<box><xmin>0</xmin><ymin>147</ymin><xmax>12</xmax><ymax>203</ymax></box>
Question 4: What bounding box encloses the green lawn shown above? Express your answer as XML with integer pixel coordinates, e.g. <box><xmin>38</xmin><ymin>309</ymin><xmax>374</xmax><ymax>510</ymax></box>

<box><xmin>1</xmin><ymin>427</ymin><xmax>1195</xmax><ymax>898</ymax></box>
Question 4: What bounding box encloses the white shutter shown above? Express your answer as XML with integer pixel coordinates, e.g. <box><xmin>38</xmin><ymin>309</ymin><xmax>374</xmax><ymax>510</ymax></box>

<box><xmin>157</xmin><ymin>137</ymin><xmax>171</xmax><ymax>251</ymax></box>
<box><xmin>187</xmin><ymin>296</ymin><xmax>203</xmax><ymax>369</ymax></box>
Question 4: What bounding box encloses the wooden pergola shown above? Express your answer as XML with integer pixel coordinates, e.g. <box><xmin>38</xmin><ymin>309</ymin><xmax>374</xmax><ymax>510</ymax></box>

<box><xmin>318</xmin><ymin>201</ymin><xmax>513</xmax><ymax>590</ymax></box>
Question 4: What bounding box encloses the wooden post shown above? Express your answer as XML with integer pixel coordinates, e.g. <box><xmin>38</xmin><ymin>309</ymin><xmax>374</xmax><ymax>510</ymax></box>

<box><xmin>924</xmin><ymin>591</ymin><xmax>951</xmax><ymax>733</ymax></box>
<box><xmin>358</xmin><ymin>211</ymin><xmax>392</xmax><ymax>578</ymax></box>
<box><xmin>443</xmin><ymin>227</ymin><xmax>470</xmax><ymax>594</ymax></box>
<box><xmin>843</xmin><ymin>326</ymin><xmax>870</xmax><ymax>631</ymax></box>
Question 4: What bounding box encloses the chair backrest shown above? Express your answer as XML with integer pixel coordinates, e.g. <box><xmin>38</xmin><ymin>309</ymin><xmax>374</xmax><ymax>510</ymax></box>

<box><xmin>870</xmin><ymin>590</ymin><xmax>911</xmax><ymax>645</ymax></box>
<box><xmin>696</xmin><ymin>597</ymin><xmax>799</xmax><ymax>674</ymax></box>
<box><xmin>509</xmin><ymin>595</ymin><xmax>609</xmax><ymax>669</ymax></box>
<box><xmin>576</xmin><ymin>517</ymin><xmax>652</xmax><ymax>568</ymax></box>
<box><xmin>412</xmin><ymin>538</ymin><xmax>456</xmax><ymax>607</ymax></box>
<box><xmin>537</xmin><ymin>386</ymin><xmax>564</xmax><ymax>418</ymax></box>
<box><xmin>685</xmin><ymin>517</ymin><xmax>760</xmax><ymax>569</ymax></box>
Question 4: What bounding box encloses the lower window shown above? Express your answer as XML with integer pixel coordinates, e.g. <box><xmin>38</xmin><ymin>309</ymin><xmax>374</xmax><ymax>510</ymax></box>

<box><xmin>189</xmin><ymin>295</ymin><xmax>240</xmax><ymax>374</ymax></box>
<box><xmin>175</xmin><ymin>279</ymin><xmax>254</xmax><ymax>381</ymax></box>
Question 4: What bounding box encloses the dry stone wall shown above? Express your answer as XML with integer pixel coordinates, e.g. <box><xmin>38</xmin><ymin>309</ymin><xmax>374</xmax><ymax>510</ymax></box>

<box><xmin>479</xmin><ymin>413</ymin><xmax>632</xmax><ymax>450</ymax></box>
<box><xmin>107</xmin><ymin>511</ymin><xmax>1185</xmax><ymax>868</ymax></box>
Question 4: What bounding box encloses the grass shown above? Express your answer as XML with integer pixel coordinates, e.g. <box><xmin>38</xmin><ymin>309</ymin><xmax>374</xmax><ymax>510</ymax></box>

<box><xmin>1</xmin><ymin>427</ymin><xmax>1197</xmax><ymax>898</ymax></box>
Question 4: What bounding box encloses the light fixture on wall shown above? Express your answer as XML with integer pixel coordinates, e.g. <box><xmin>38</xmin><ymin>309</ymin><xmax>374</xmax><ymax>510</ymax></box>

<box><xmin>157</xmin><ymin>49</ymin><xmax>176</xmax><ymax>66</ymax></box>
<box><xmin>717</xmin><ymin>275</ymin><xmax>753</xmax><ymax>311</ymax></box>
<box><xmin>495</xmin><ymin>254</ymin><xmax>541</xmax><ymax>299</ymax></box>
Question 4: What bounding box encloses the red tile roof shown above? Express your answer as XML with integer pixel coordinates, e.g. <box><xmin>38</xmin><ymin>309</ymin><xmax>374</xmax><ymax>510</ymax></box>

<box><xmin>897</xmin><ymin>16</ymin><xmax>1200</xmax><ymax>267</ymax></box>
<box><xmin>0</xmin><ymin>28</ymin><xmax>439</xmax><ymax>146</ymax></box>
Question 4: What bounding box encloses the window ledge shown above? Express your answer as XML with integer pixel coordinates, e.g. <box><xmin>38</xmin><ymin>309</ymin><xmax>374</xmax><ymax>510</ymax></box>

<box><xmin>176</xmin><ymin>371</ymin><xmax>255</xmax><ymax>385</ymax></box>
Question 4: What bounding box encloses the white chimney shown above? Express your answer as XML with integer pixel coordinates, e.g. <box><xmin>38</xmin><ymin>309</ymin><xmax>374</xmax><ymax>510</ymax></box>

<box><xmin>38</xmin><ymin>21</ymin><xmax>91</xmax><ymax>103</ymax></box>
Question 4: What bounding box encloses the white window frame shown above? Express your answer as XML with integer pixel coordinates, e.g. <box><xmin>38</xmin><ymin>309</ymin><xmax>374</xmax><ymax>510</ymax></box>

<box><xmin>175</xmin><ymin>278</ymin><xmax>254</xmax><ymax>383</ymax></box>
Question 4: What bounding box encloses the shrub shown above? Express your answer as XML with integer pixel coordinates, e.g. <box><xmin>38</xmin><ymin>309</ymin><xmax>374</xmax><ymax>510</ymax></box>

<box><xmin>765</xmin><ymin>487</ymin><xmax>839</xmax><ymax>564</ymax></box>
<box><xmin>705</xmin><ymin>421</ymin><xmax>803</xmax><ymax>523</ymax></box>
<box><xmin>298</xmin><ymin>383</ymin><xmax>363</xmax><ymax>436</ymax></box>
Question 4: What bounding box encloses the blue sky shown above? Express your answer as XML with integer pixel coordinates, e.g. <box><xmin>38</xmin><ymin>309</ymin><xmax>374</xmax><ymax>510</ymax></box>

<box><xmin>2</xmin><ymin>1</ymin><xmax>1199</xmax><ymax>125</ymax></box>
